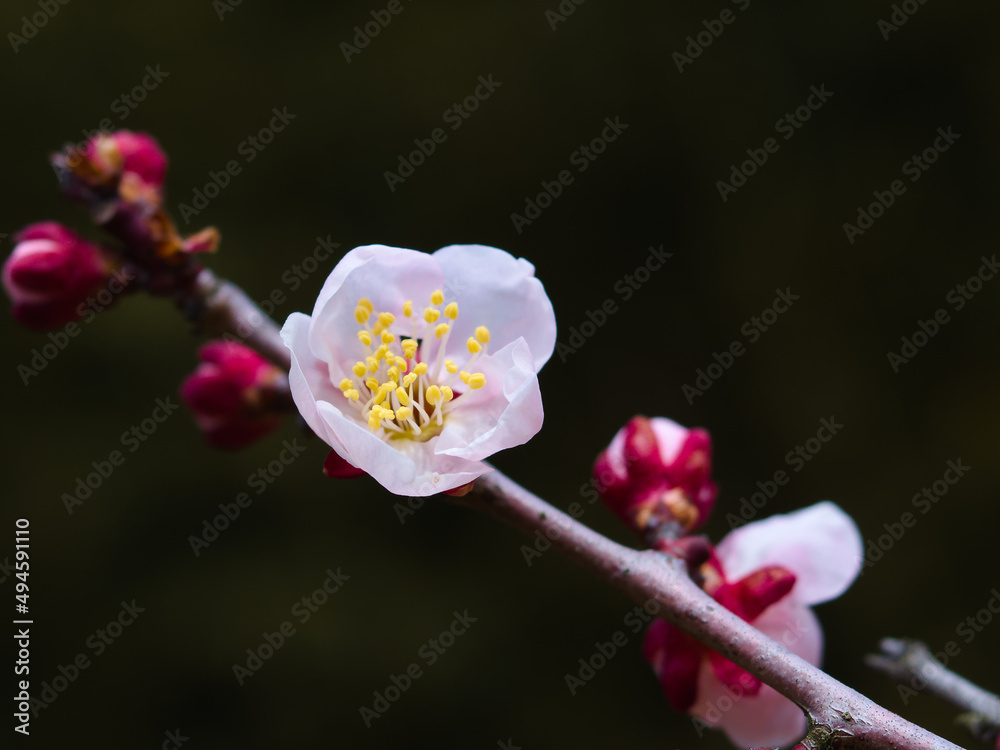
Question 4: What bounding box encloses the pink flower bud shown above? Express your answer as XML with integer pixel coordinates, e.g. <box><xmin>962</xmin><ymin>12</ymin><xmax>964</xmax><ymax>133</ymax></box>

<box><xmin>181</xmin><ymin>341</ymin><xmax>286</xmax><ymax>450</ymax></box>
<box><xmin>593</xmin><ymin>416</ymin><xmax>717</xmax><ymax>535</ymax></box>
<box><xmin>83</xmin><ymin>131</ymin><xmax>167</xmax><ymax>191</ymax></box>
<box><xmin>2</xmin><ymin>222</ymin><xmax>114</xmax><ymax>329</ymax></box>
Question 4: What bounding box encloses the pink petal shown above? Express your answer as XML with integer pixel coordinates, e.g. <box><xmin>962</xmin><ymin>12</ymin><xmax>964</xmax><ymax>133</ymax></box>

<box><xmin>716</xmin><ymin>502</ymin><xmax>863</xmax><ymax>606</ymax></box>
<box><xmin>692</xmin><ymin>602</ymin><xmax>820</xmax><ymax>748</ymax></box>
<box><xmin>648</xmin><ymin>417</ymin><xmax>690</xmax><ymax>464</ymax></box>
<box><xmin>433</xmin><ymin>338</ymin><xmax>543</xmax><ymax>461</ymax></box>
<box><xmin>308</xmin><ymin>244</ymin><xmax>443</xmax><ymax>378</ymax></box>
<box><xmin>432</xmin><ymin>244</ymin><xmax>556</xmax><ymax>371</ymax></box>
<box><xmin>643</xmin><ymin>620</ymin><xmax>705</xmax><ymax>713</ymax></box>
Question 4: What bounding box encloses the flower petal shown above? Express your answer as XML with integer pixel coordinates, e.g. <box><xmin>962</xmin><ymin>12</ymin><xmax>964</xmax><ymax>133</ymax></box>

<box><xmin>692</xmin><ymin>603</ymin><xmax>820</xmax><ymax>748</ymax></box>
<box><xmin>281</xmin><ymin>312</ymin><xmax>349</xmax><ymax>455</ymax></box>
<box><xmin>432</xmin><ymin>244</ymin><xmax>556</xmax><ymax>371</ymax></box>
<box><xmin>318</xmin><ymin>401</ymin><xmax>488</xmax><ymax>496</ymax></box>
<box><xmin>308</xmin><ymin>245</ymin><xmax>444</xmax><ymax>379</ymax></box>
<box><xmin>716</xmin><ymin>502</ymin><xmax>863</xmax><ymax>606</ymax></box>
<box><xmin>433</xmin><ymin>338</ymin><xmax>543</xmax><ymax>461</ymax></box>
<box><xmin>643</xmin><ymin>620</ymin><xmax>704</xmax><ymax>713</ymax></box>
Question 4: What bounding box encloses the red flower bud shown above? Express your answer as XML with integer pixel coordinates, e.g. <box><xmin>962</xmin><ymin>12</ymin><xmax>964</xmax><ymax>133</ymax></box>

<box><xmin>181</xmin><ymin>341</ymin><xmax>286</xmax><ymax>450</ymax></box>
<box><xmin>593</xmin><ymin>416</ymin><xmax>717</xmax><ymax>536</ymax></box>
<box><xmin>83</xmin><ymin>131</ymin><xmax>167</xmax><ymax>192</ymax></box>
<box><xmin>2</xmin><ymin>222</ymin><xmax>114</xmax><ymax>329</ymax></box>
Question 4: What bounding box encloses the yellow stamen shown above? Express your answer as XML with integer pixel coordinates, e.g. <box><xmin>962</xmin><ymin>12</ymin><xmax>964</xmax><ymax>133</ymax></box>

<box><xmin>339</xmin><ymin>378</ymin><xmax>354</xmax><ymax>391</ymax></box>
<box><xmin>441</xmin><ymin>386</ymin><xmax>454</xmax><ymax>402</ymax></box>
<box><xmin>445</xmin><ymin>359</ymin><xmax>458</xmax><ymax>374</ymax></box>
<box><xmin>426</xmin><ymin>385</ymin><xmax>442</xmax><ymax>405</ymax></box>
<box><xmin>402</xmin><ymin>339</ymin><xmax>418</xmax><ymax>359</ymax></box>
<box><xmin>424</xmin><ymin>307</ymin><xmax>440</xmax><ymax>323</ymax></box>
<box><xmin>444</xmin><ymin>302</ymin><xmax>458</xmax><ymax>320</ymax></box>
<box><xmin>366</xmin><ymin>356</ymin><xmax>379</xmax><ymax>373</ymax></box>
<box><xmin>365</xmin><ymin>376</ymin><xmax>379</xmax><ymax>391</ymax></box>
<box><xmin>402</xmin><ymin>373</ymin><xmax>417</xmax><ymax>387</ymax></box>
<box><xmin>395</xmin><ymin>387</ymin><xmax>411</xmax><ymax>406</ymax></box>
<box><xmin>475</xmin><ymin>326</ymin><xmax>490</xmax><ymax>344</ymax></box>
<box><xmin>378</xmin><ymin>312</ymin><xmax>395</xmax><ymax>327</ymax></box>
<box><xmin>353</xmin><ymin>362</ymin><xmax>367</xmax><ymax>378</ymax></box>
<box><xmin>467</xmin><ymin>338</ymin><xmax>482</xmax><ymax>354</ymax></box>
<box><xmin>435</xmin><ymin>323</ymin><xmax>450</xmax><ymax>338</ymax></box>
<box><xmin>358</xmin><ymin>330</ymin><xmax>372</xmax><ymax>347</ymax></box>
<box><xmin>431</xmin><ymin>289</ymin><xmax>444</xmax><ymax>305</ymax></box>
<box><xmin>396</xmin><ymin>406</ymin><xmax>413</xmax><ymax>421</ymax></box>
<box><xmin>387</xmin><ymin>366</ymin><xmax>400</xmax><ymax>382</ymax></box>
<box><xmin>402</xmin><ymin>300</ymin><xmax>413</xmax><ymax>317</ymax></box>
<box><xmin>459</xmin><ymin>371</ymin><xmax>471</xmax><ymax>384</ymax></box>
<box><xmin>346</xmin><ymin>389</ymin><xmax>360</xmax><ymax>401</ymax></box>
<box><xmin>381</xmin><ymin>330</ymin><xmax>395</xmax><ymax>344</ymax></box>
<box><xmin>358</xmin><ymin>298</ymin><xmax>374</xmax><ymax>313</ymax></box>
<box><xmin>413</xmin><ymin>363</ymin><xmax>428</xmax><ymax>375</ymax></box>
<box><xmin>355</xmin><ymin>306</ymin><xmax>370</xmax><ymax>324</ymax></box>
<box><xmin>468</xmin><ymin>373</ymin><xmax>486</xmax><ymax>390</ymax></box>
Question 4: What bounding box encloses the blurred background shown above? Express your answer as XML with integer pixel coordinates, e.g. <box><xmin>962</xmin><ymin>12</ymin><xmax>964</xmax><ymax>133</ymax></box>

<box><xmin>2</xmin><ymin>1</ymin><xmax>999</xmax><ymax>747</ymax></box>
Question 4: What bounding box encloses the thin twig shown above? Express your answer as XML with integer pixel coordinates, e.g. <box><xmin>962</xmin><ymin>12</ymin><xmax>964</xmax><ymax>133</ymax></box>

<box><xmin>867</xmin><ymin>638</ymin><xmax>1000</xmax><ymax>740</ymax></box>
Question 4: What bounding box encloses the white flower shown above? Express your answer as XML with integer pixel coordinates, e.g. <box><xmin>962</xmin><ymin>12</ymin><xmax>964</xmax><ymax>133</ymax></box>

<box><xmin>281</xmin><ymin>244</ymin><xmax>556</xmax><ymax>496</ymax></box>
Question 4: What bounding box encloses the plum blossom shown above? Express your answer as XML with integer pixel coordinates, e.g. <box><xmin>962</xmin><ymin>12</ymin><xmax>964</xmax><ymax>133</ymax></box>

<box><xmin>643</xmin><ymin>502</ymin><xmax>864</xmax><ymax>748</ymax></box>
<box><xmin>3</xmin><ymin>222</ymin><xmax>114</xmax><ymax>329</ymax></box>
<box><xmin>593</xmin><ymin>416</ymin><xmax>717</xmax><ymax>535</ymax></box>
<box><xmin>281</xmin><ymin>244</ymin><xmax>556</xmax><ymax>496</ymax></box>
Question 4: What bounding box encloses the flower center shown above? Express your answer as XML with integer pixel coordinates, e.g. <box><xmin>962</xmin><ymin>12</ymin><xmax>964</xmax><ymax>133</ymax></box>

<box><xmin>337</xmin><ymin>289</ymin><xmax>490</xmax><ymax>441</ymax></box>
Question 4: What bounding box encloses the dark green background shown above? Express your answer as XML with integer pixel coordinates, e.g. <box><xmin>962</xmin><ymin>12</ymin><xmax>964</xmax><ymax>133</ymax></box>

<box><xmin>2</xmin><ymin>1</ymin><xmax>999</xmax><ymax>748</ymax></box>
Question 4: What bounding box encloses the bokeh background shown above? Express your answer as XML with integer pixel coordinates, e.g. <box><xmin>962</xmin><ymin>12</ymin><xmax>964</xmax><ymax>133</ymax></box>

<box><xmin>3</xmin><ymin>1</ymin><xmax>999</xmax><ymax>748</ymax></box>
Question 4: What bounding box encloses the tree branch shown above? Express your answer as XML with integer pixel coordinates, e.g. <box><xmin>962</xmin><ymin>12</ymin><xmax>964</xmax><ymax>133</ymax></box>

<box><xmin>177</xmin><ymin>267</ymin><xmax>291</xmax><ymax>370</ymax></box>
<box><xmin>867</xmin><ymin>639</ymin><xmax>1000</xmax><ymax>740</ymax></box>
<box><xmin>459</xmin><ymin>469</ymin><xmax>964</xmax><ymax>750</ymax></box>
